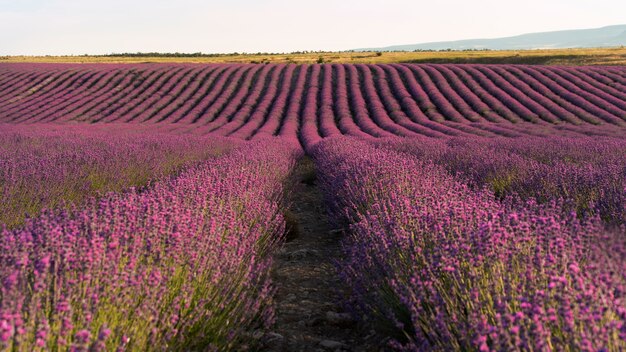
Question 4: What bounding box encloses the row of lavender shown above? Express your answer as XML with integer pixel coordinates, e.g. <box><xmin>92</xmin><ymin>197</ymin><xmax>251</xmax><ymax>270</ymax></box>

<box><xmin>1</xmin><ymin>64</ymin><xmax>625</xmax><ymax>141</ymax></box>
<box><xmin>376</xmin><ymin>136</ymin><xmax>626</xmax><ymax>225</ymax></box>
<box><xmin>0</xmin><ymin>137</ymin><xmax>301</xmax><ymax>350</ymax></box>
<box><xmin>313</xmin><ymin>136</ymin><xmax>626</xmax><ymax>351</ymax></box>
<box><xmin>0</xmin><ymin>124</ymin><xmax>233</xmax><ymax>228</ymax></box>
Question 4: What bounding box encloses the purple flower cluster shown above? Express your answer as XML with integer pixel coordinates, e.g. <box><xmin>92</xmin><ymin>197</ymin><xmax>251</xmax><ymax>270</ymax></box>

<box><xmin>0</xmin><ymin>137</ymin><xmax>300</xmax><ymax>350</ymax></box>
<box><xmin>313</xmin><ymin>136</ymin><xmax>626</xmax><ymax>351</ymax></box>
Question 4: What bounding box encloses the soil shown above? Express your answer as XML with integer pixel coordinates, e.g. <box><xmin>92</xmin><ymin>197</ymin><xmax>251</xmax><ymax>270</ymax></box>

<box><xmin>260</xmin><ymin>158</ymin><xmax>387</xmax><ymax>352</ymax></box>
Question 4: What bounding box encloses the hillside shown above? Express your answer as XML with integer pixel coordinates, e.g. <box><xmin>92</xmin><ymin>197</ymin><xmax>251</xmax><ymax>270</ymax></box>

<box><xmin>356</xmin><ymin>25</ymin><xmax>626</xmax><ymax>51</ymax></box>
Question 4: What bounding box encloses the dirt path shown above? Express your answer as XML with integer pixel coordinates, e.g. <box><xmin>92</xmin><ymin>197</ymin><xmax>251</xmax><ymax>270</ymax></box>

<box><xmin>260</xmin><ymin>158</ymin><xmax>385</xmax><ymax>352</ymax></box>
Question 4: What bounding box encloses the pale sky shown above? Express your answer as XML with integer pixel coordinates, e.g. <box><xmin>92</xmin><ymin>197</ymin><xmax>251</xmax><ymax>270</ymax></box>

<box><xmin>0</xmin><ymin>0</ymin><xmax>624</xmax><ymax>55</ymax></box>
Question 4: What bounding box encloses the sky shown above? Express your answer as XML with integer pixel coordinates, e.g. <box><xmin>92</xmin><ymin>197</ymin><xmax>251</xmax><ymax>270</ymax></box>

<box><xmin>0</xmin><ymin>0</ymin><xmax>624</xmax><ymax>55</ymax></box>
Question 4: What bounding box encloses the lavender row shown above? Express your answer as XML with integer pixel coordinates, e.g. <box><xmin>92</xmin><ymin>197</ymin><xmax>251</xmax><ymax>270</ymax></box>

<box><xmin>317</xmin><ymin>65</ymin><xmax>342</xmax><ymax>138</ymax></box>
<box><xmin>102</xmin><ymin>67</ymin><xmax>191</xmax><ymax>123</ymax></box>
<box><xmin>202</xmin><ymin>65</ymin><xmax>263</xmax><ymax>130</ymax></box>
<box><xmin>131</xmin><ymin>67</ymin><xmax>209</xmax><ymax>123</ymax></box>
<box><xmin>345</xmin><ymin>64</ymin><xmax>394</xmax><ymax>138</ymax></box>
<box><xmin>218</xmin><ymin>65</ymin><xmax>282</xmax><ymax>137</ymax></box>
<box><xmin>3</xmin><ymin>69</ymin><xmax>99</xmax><ymax>122</ymax></box>
<box><xmin>358</xmin><ymin>64</ymin><xmax>415</xmax><ymax>137</ymax></box>
<box><xmin>312</xmin><ymin>136</ymin><xmax>626</xmax><ymax>351</ymax></box>
<box><xmin>372</xmin><ymin>65</ymin><xmax>448</xmax><ymax>137</ymax></box>
<box><xmin>331</xmin><ymin>64</ymin><xmax>371</xmax><ymax>138</ymax></box>
<box><xmin>234</xmin><ymin>65</ymin><xmax>295</xmax><ymax>139</ymax></box>
<box><xmin>2</xmin><ymin>69</ymin><xmax>86</xmax><ymax>119</ymax></box>
<box><xmin>0</xmin><ymin>137</ymin><xmax>300</xmax><ymax>351</ymax></box>
<box><xmin>175</xmin><ymin>65</ymin><xmax>241</xmax><ymax>124</ymax></box>
<box><xmin>31</xmin><ymin>69</ymin><xmax>124</xmax><ymax>123</ymax></box>
<box><xmin>275</xmin><ymin>64</ymin><xmax>309</xmax><ymax>140</ymax></box>
<box><xmin>377</xmin><ymin>136</ymin><xmax>626</xmax><ymax>225</ymax></box>
<box><xmin>0</xmin><ymin>124</ymin><xmax>235</xmax><ymax>228</ymax></box>
<box><xmin>53</xmin><ymin>69</ymin><xmax>149</xmax><ymax>123</ymax></box>
<box><xmin>300</xmin><ymin>65</ymin><xmax>323</xmax><ymax>148</ymax></box>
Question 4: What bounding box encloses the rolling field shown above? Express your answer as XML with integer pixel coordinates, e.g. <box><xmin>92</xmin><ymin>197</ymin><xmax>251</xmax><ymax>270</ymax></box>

<box><xmin>1</xmin><ymin>63</ymin><xmax>626</xmax><ymax>145</ymax></box>
<box><xmin>1</xmin><ymin>62</ymin><xmax>626</xmax><ymax>351</ymax></box>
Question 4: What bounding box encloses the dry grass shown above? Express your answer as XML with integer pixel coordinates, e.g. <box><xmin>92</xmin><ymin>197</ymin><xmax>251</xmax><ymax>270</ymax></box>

<box><xmin>2</xmin><ymin>47</ymin><xmax>626</xmax><ymax>65</ymax></box>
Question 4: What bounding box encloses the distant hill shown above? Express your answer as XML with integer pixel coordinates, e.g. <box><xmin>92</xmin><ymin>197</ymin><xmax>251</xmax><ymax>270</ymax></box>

<box><xmin>354</xmin><ymin>25</ymin><xmax>626</xmax><ymax>51</ymax></box>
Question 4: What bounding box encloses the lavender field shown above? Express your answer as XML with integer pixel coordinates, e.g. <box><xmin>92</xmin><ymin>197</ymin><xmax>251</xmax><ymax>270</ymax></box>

<box><xmin>0</xmin><ymin>62</ymin><xmax>625</xmax><ymax>351</ymax></box>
